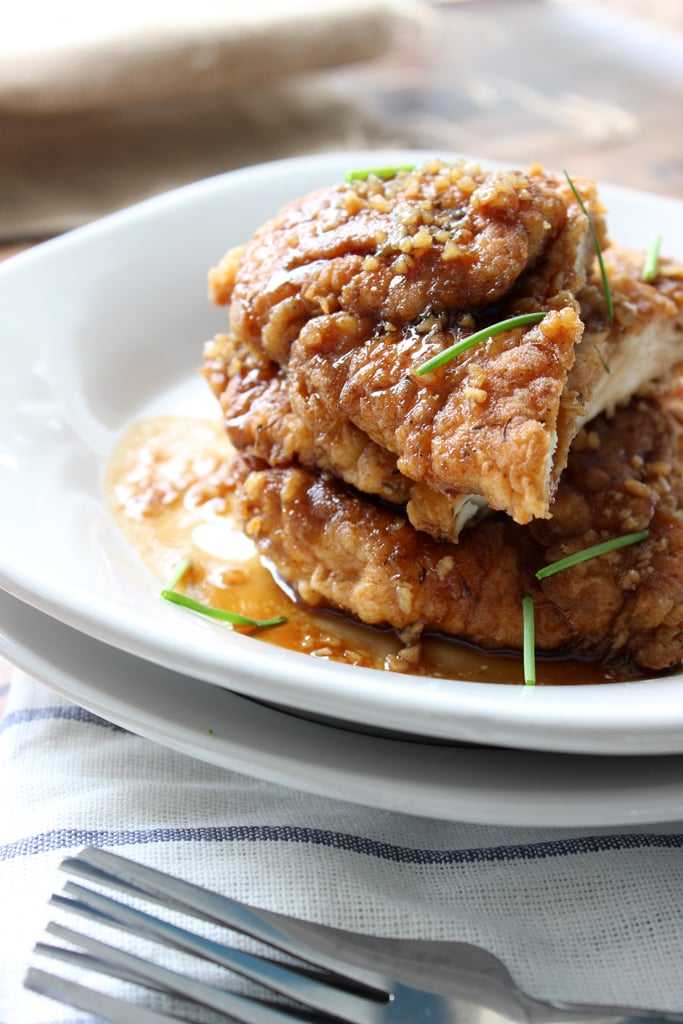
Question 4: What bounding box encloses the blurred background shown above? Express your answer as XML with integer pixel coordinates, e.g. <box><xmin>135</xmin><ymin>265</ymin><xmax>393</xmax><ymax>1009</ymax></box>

<box><xmin>2</xmin><ymin>0</ymin><xmax>683</xmax><ymax>250</ymax></box>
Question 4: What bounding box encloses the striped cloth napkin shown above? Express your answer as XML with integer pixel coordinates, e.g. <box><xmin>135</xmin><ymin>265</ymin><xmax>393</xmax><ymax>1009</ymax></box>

<box><xmin>1</xmin><ymin>670</ymin><xmax>682</xmax><ymax>1022</ymax></box>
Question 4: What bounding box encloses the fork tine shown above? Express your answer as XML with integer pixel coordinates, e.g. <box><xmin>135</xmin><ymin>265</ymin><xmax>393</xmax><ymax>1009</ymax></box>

<box><xmin>50</xmin><ymin>887</ymin><xmax>382</xmax><ymax>1024</ymax></box>
<box><xmin>63</xmin><ymin>848</ymin><xmax>388</xmax><ymax>993</ymax></box>
<box><xmin>35</xmin><ymin>940</ymin><xmax>169</xmax><ymax>991</ymax></box>
<box><xmin>25</xmin><ymin>966</ymin><xmax>188</xmax><ymax>1024</ymax></box>
<box><xmin>39</xmin><ymin>921</ymin><xmax>317</xmax><ymax>1024</ymax></box>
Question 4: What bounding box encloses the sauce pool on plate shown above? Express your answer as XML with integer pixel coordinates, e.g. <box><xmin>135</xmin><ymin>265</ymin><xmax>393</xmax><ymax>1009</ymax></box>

<box><xmin>106</xmin><ymin>415</ymin><xmax>630</xmax><ymax>685</ymax></box>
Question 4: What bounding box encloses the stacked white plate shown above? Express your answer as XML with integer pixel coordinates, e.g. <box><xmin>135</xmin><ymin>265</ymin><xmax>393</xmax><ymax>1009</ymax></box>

<box><xmin>3</xmin><ymin>151</ymin><xmax>683</xmax><ymax>826</ymax></box>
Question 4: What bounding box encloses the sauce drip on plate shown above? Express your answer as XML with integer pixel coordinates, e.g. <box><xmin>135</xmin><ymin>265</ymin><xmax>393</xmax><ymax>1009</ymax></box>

<box><xmin>106</xmin><ymin>416</ymin><xmax>631</xmax><ymax>685</ymax></box>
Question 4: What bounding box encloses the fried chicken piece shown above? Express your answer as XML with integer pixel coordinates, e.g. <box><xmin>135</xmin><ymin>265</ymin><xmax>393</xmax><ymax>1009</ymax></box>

<box><xmin>202</xmin><ymin>333</ymin><xmax>497</xmax><ymax>533</ymax></box>
<box><xmin>205</xmin><ymin>242</ymin><xmax>683</xmax><ymax>539</ymax></box>
<box><xmin>289</xmin><ymin>305</ymin><xmax>586</xmax><ymax>526</ymax></box>
<box><xmin>237</xmin><ymin>394</ymin><xmax>683</xmax><ymax>672</ymax></box>
<box><xmin>215</xmin><ymin>161</ymin><xmax>581</xmax><ymax>357</ymax></box>
<box><xmin>210</xmin><ymin>161</ymin><xmax>608</xmax><ymax>527</ymax></box>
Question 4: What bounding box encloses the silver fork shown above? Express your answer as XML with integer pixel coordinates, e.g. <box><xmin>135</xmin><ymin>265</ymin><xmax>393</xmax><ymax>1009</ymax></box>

<box><xmin>25</xmin><ymin>847</ymin><xmax>683</xmax><ymax>1024</ymax></box>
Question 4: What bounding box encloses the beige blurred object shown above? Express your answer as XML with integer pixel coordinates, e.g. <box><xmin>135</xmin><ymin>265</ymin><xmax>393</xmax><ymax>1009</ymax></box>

<box><xmin>0</xmin><ymin>0</ymin><xmax>432</xmax><ymax>238</ymax></box>
<box><xmin>0</xmin><ymin>0</ymin><xmax>425</xmax><ymax>114</ymax></box>
<box><xmin>2</xmin><ymin>81</ymin><xmax>396</xmax><ymax>238</ymax></box>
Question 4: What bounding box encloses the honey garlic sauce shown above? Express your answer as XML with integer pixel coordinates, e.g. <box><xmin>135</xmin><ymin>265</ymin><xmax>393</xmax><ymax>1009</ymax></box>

<box><xmin>106</xmin><ymin>416</ymin><xmax>625</xmax><ymax>685</ymax></box>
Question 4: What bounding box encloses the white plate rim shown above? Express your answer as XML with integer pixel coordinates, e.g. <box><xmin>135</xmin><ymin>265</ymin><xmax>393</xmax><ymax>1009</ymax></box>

<box><xmin>4</xmin><ymin>586</ymin><xmax>683</xmax><ymax>828</ymax></box>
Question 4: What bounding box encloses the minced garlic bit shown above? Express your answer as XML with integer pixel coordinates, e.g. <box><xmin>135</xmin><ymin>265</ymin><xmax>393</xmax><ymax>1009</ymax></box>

<box><xmin>340</xmin><ymin>158</ymin><xmax>544</xmax><ymax>269</ymax></box>
<box><xmin>464</xmin><ymin>386</ymin><xmax>488</xmax><ymax>405</ymax></box>
<box><xmin>436</xmin><ymin>555</ymin><xmax>454</xmax><ymax>581</ymax></box>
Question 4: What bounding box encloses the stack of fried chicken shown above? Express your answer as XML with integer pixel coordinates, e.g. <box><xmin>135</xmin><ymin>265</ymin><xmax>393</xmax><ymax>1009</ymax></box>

<box><xmin>202</xmin><ymin>160</ymin><xmax>683</xmax><ymax>673</ymax></box>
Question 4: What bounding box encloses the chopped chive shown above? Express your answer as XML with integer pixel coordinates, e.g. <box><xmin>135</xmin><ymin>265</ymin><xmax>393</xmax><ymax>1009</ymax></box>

<box><xmin>535</xmin><ymin>529</ymin><xmax>649</xmax><ymax>581</ymax></box>
<box><xmin>164</xmin><ymin>557</ymin><xmax>192</xmax><ymax>592</ymax></box>
<box><xmin>564</xmin><ymin>170</ymin><xmax>613</xmax><ymax>325</ymax></box>
<box><xmin>416</xmin><ymin>312</ymin><xmax>547</xmax><ymax>376</ymax></box>
<box><xmin>522</xmin><ymin>595</ymin><xmax>536</xmax><ymax>686</ymax></box>
<box><xmin>642</xmin><ymin>233</ymin><xmax>663</xmax><ymax>281</ymax></box>
<box><xmin>161</xmin><ymin>589</ymin><xmax>287</xmax><ymax>629</ymax></box>
<box><xmin>161</xmin><ymin>557</ymin><xmax>286</xmax><ymax>629</ymax></box>
<box><xmin>345</xmin><ymin>164</ymin><xmax>415</xmax><ymax>182</ymax></box>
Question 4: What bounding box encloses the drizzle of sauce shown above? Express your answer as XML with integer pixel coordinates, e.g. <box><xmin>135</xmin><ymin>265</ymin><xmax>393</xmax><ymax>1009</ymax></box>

<box><xmin>106</xmin><ymin>416</ymin><xmax>629</xmax><ymax>685</ymax></box>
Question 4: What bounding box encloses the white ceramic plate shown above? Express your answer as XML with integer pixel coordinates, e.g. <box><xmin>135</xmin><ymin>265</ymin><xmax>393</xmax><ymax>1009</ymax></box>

<box><xmin>5</xmin><ymin>586</ymin><xmax>683</xmax><ymax>827</ymax></box>
<box><xmin>2</xmin><ymin>150</ymin><xmax>683</xmax><ymax>756</ymax></box>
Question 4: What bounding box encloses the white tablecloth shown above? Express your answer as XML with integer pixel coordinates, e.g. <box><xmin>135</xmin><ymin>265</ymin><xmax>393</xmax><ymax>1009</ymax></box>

<box><xmin>2</xmin><ymin>670</ymin><xmax>682</xmax><ymax>1022</ymax></box>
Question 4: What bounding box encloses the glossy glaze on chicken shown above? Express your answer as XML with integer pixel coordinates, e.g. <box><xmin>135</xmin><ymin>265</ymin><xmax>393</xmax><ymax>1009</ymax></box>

<box><xmin>204</xmin><ymin>160</ymin><xmax>683</xmax><ymax>672</ymax></box>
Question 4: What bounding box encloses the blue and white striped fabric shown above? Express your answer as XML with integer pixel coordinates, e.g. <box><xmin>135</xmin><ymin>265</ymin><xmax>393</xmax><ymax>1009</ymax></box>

<box><xmin>2</xmin><ymin>670</ymin><xmax>683</xmax><ymax>1023</ymax></box>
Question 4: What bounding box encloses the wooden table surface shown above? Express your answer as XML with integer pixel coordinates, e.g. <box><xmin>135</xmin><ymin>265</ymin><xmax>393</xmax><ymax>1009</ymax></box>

<box><xmin>2</xmin><ymin>0</ymin><xmax>683</xmax><ymax>716</ymax></box>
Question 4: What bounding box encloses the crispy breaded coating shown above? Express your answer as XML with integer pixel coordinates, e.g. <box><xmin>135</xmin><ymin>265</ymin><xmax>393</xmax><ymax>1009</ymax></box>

<box><xmin>204</xmin><ymin>244</ymin><xmax>683</xmax><ymax>538</ymax></box>
<box><xmin>237</xmin><ymin>395</ymin><xmax>683</xmax><ymax>672</ymax></box>
<box><xmin>203</xmin><ymin>310</ymin><xmax>582</xmax><ymax>525</ymax></box>
<box><xmin>203</xmin><ymin>332</ymin><xmax>409</xmax><ymax>505</ymax></box>
<box><xmin>287</xmin><ymin>304</ymin><xmax>583</xmax><ymax>525</ymax></box>
<box><xmin>215</xmin><ymin>161</ymin><xmax>582</xmax><ymax>358</ymax></box>
<box><xmin>203</xmin><ymin>333</ymin><xmax>494</xmax><ymax>533</ymax></box>
<box><xmin>201</xmin><ymin>160</ymin><xmax>683</xmax><ymax>676</ymax></box>
<box><xmin>208</xmin><ymin>160</ymin><xmax>612</xmax><ymax>526</ymax></box>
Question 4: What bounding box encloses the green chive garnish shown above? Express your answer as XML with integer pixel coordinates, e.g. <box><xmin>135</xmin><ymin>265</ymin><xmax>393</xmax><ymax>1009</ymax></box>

<box><xmin>642</xmin><ymin>233</ymin><xmax>663</xmax><ymax>282</ymax></box>
<box><xmin>416</xmin><ymin>312</ymin><xmax>547</xmax><ymax>376</ymax></box>
<box><xmin>564</xmin><ymin>170</ymin><xmax>613</xmax><ymax>325</ymax></box>
<box><xmin>535</xmin><ymin>529</ymin><xmax>649</xmax><ymax>580</ymax></box>
<box><xmin>345</xmin><ymin>164</ymin><xmax>415</xmax><ymax>182</ymax></box>
<box><xmin>522</xmin><ymin>595</ymin><xmax>536</xmax><ymax>686</ymax></box>
<box><xmin>161</xmin><ymin>589</ymin><xmax>286</xmax><ymax>628</ymax></box>
<box><xmin>161</xmin><ymin>558</ymin><xmax>286</xmax><ymax>630</ymax></box>
<box><xmin>163</xmin><ymin>557</ymin><xmax>192</xmax><ymax>592</ymax></box>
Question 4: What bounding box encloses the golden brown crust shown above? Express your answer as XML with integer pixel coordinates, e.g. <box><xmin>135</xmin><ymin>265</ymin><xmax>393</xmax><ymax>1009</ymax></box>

<box><xmin>213</xmin><ymin>161</ymin><xmax>589</xmax><ymax>352</ymax></box>
<box><xmin>287</xmin><ymin>306</ymin><xmax>583</xmax><ymax>524</ymax></box>
<box><xmin>208</xmin><ymin>160</ymin><xmax>611</xmax><ymax>526</ymax></box>
<box><xmin>203</xmin><ymin>332</ymin><xmax>409</xmax><ymax>505</ymax></box>
<box><xmin>203</xmin><ymin>163</ymin><xmax>683</xmax><ymax>672</ymax></box>
<box><xmin>206</xmin><ymin>243</ymin><xmax>683</xmax><ymax>537</ymax></box>
<box><xmin>237</xmin><ymin>395</ymin><xmax>683</xmax><ymax>672</ymax></box>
